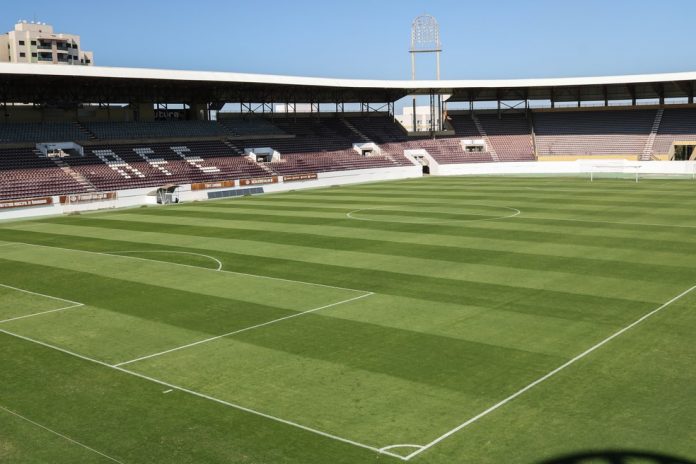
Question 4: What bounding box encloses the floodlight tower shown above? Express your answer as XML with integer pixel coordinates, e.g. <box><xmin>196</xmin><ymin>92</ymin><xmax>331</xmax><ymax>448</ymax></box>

<box><xmin>410</xmin><ymin>14</ymin><xmax>442</xmax><ymax>133</ymax></box>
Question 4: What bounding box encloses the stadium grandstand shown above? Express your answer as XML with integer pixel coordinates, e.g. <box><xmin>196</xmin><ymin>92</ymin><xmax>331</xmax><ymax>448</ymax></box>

<box><xmin>2</xmin><ymin>63</ymin><xmax>696</xmax><ymax>215</ymax></box>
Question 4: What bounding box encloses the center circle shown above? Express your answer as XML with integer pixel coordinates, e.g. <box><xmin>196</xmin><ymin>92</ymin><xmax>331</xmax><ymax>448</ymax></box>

<box><xmin>346</xmin><ymin>205</ymin><xmax>520</xmax><ymax>224</ymax></box>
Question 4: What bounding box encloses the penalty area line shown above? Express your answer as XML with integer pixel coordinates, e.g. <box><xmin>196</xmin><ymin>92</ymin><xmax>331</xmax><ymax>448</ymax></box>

<box><xmin>0</xmin><ymin>405</ymin><xmax>125</xmax><ymax>463</ymax></box>
<box><xmin>0</xmin><ymin>303</ymin><xmax>84</xmax><ymax>324</ymax></box>
<box><xmin>402</xmin><ymin>283</ymin><xmax>696</xmax><ymax>461</ymax></box>
<box><xmin>0</xmin><ymin>327</ymin><xmax>404</xmax><ymax>461</ymax></box>
<box><xmin>114</xmin><ymin>292</ymin><xmax>374</xmax><ymax>367</ymax></box>
<box><xmin>0</xmin><ymin>283</ymin><xmax>83</xmax><ymax>306</ymax></box>
<box><xmin>105</xmin><ymin>250</ymin><xmax>223</xmax><ymax>271</ymax></box>
<box><xmin>8</xmin><ymin>241</ymin><xmax>369</xmax><ymax>294</ymax></box>
<box><xmin>0</xmin><ymin>283</ymin><xmax>86</xmax><ymax>324</ymax></box>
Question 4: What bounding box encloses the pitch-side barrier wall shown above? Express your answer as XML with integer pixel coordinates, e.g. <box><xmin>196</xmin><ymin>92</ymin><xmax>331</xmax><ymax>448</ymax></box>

<box><xmin>433</xmin><ymin>159</ymin><xmax>696</xmax><ymax>177</ymax></box>
<box><xmin>0</xmin><ymin>165</ymin><xmax>421</xmax><ymax>221</ymax></box>
<box><xmin>3</xmin><ymin>161</ymin><xmax>695</xmax><ymax>221</ymax></box>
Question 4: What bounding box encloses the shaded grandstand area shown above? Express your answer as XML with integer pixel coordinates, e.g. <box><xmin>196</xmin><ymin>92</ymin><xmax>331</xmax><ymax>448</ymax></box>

<box><xmin>4</xmin><ymin>105</ymin><xmax>696</xmax><ymax>200</ymax></box>
<box><xmin>1</xmin><ymin>63</ymin><xmax>696</xmax><ymax>202</ymax></box>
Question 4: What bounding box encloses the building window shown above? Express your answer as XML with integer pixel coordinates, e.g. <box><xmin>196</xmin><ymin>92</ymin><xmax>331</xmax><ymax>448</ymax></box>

<box><xmin>72</xmin><ymin>43</ymin><xmax>78</xmax><ymax>49</ymax></box>
<box><xmin>31</xmin><ymin>52</ymin><xmax>37</xmax><ymax>57</ymax></box>
<box><xmin>18</xmin><ymin>40</ymin><xmax>25</xmax><ymax>46</ymax></box>
<box><xmin>31</xmin><ymin>40</ymin><xmax>36</xmax><ymax>46</ymax></box>
<box><xmin>19</xmin><ymin>52</ymin><xmax>26</xmax><ymax>57</ymax></box>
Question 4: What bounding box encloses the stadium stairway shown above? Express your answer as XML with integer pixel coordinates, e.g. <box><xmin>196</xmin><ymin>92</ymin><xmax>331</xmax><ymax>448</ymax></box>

<box><xmin>340</xmin><ymin>118</ymin><xmax>371</xmax><ymax>143</ymax></box>
<box><xmin>74</xmin><ymin>121</ymin><xmax>98</xmax><ymax>140</ymax></box>
<box><xmin>222</xmin><ymin>140</ymin><xmax>246</xmax><ymax>156</ymax></box>
<box><xmin>472</xmin><ymin>114</ymin><xmax>500</xmax><ymax>161</ymax></box>
<box><xmin>641</xmin><ymin>109</ymin><xmax>664</xmax><ymax>161</ymax></box>
<box><xmin>50</xmin><ymin>156</ymin><xmax>98</xmax><ymax>192</ymax></box>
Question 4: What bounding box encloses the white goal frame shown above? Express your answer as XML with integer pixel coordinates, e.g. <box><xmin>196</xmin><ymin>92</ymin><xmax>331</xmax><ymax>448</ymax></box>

<box><xmin>588</xmin><ymin>162</ymin><xmax>696</xmax><ymax>182</ymax></box>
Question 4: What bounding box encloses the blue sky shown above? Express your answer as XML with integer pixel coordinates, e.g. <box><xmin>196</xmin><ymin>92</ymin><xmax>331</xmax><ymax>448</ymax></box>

<box><xmin>5</xmin><ymin>0</ymin><xmax>696</xmax><ymax>80</ymax></box>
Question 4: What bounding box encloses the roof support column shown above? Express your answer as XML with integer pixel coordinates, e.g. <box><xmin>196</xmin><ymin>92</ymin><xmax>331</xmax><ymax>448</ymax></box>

<box><xmin>659</xmin><ymin>83</ymin><xmax>665</xmax><ymax>106</ymax></box>
<box><xmin>429</xmin><ymin>92</ymin><xmax>436</xmax><ymax>134</ymax></box>
<box><xmin>629</xmin><ymin>84</ymin><xmax>636</xmax><ymax>106</ymax></box>
<box><xmin>524</xmin><ymin>90</ymin><xmax>529</xmax><ymax>118</ymax></box>
<box><xmin>189</xmin><ymin>102</ymin><xmax>208</xmax><ymax>121</ymax></box>
<box><xmin>550</xmin><ymin>88</ymin><xmax>555</xmax><ymax>109</ymax></box>
<box><xmin>437</xmin><ymin>94</ymin><xmax>442</xmax><ymax>131</ymax></box>
<box><xmin>603</xmin><ymin>86</ymin><xmax>609</xmax><ymax>107</ymax></box>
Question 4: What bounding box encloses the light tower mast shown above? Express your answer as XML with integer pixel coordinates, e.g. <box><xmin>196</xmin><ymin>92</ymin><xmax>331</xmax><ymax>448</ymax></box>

<box><xmin>410</xmin><ymin>14</ymin><xmax>442</xmax><ymax>133</ymax></box>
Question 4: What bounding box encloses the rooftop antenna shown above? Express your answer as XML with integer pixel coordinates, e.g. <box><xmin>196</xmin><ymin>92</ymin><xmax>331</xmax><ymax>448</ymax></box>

<box><xmin>409</xmin><ymin>14</ymin><xmax>443</xmax><ymax>132</ymax></box>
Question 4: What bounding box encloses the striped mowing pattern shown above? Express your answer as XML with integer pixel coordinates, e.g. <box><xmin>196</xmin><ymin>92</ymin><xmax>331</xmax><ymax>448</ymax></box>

<box><xmin>1</xmin><ymin>176</ymin><xmax>695</xmax><ymax>463</ymax></box>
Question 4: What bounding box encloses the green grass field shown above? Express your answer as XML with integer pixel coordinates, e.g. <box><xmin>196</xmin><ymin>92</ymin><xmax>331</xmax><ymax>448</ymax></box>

<box><xmin>1</xmin><ymin>176</ymin><xmax>695</xmax><ymax>464</ymax></box>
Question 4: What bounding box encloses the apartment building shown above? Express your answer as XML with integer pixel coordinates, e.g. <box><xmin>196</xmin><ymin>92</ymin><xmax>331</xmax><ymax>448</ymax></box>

<box><xmin>0</xmin><ymin>21</ymin><xmax>93</xmax><ymax>65</ymax></box>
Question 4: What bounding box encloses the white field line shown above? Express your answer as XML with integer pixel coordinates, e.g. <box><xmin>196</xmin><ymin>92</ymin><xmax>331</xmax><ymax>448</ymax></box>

<box><xmin>0</xmin><ymin>283</ymin><xmax>83</xmax><ymax>306</ymax></box>
<box><xmin>106</xmin><ymin>250</ymin><xmax>223</xmax><ymax>271</ymax></box>
<box><xmin>402</xmin><ymin>284</ymin><xmax>696</xmax><ymax>461</ymax></box>
<box><xmin>0</xmin><ymin>283</ymin><xmax>85</xmax><ymax>324</ymax></box>
<box><xmin>1</xmin><ymin>242</ymin><xmax>368</xmax><ymax>294</ymax></box>
<box><xmin>7</xmin><ymin>242</ymin><xmax>692</xmax><ymax>460</ymax></box>
<box><xmin>346</xmin><ymin>206</ymin><xmax>520</xmax><ymax>224</ymax></box>
<box><xmin>0</xmin><ymin>328</ymin><xmax>405</xmax><ymax>461</ymax></box>
<box><xmin>114</xmin><ymin>292</ymin><xmax>374</xmax><ymax>367</ymax></box>
<box><xmin>0</xmin><ymin>405</ymin><xmax>125</xmax><ymax>464</ymax></box>
<box><xmin>380</xmin><ymin>444</ymin><xmax>425</xmax><ymax>455</ymax></box>
<box><xmin>0</xmin><ymin>303</ymin><xmax>84</xmax><ymax>324</ymax></box>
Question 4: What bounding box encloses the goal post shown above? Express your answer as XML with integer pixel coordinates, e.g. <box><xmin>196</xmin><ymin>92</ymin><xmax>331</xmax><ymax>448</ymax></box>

<box><xmin>588</xmin><ymin>163</ymin><xmax>642</xmax><ymax>182</ymax></box>
<box><xmin>587</xmin><ymin>162</ymin><xmax>696</xmax><ymax>182</ymax></box>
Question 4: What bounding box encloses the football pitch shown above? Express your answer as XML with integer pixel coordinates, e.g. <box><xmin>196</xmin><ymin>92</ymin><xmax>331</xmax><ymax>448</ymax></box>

<box><xmin>1</xmin><ymin>176</ymin><xmax>695</xmax><ymax>464</ymax></box>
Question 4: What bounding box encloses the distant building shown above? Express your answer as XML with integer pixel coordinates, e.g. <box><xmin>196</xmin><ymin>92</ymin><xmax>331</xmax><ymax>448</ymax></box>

<box><xmin>0</xmin><ymin>21</ymin><xmax>93</xmax><ymax>66</ymax></box>
<box><xmin>396</xmin><ymin>105</ymin><xmax>441</xmax><ymax>132</ymax></box>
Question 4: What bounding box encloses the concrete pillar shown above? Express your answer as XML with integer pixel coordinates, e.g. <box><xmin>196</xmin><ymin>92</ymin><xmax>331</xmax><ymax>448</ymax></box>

<box><xmin>189</xmin><ymin>103</ymin><xmax>208</xmax><ymax>121</ymax></box>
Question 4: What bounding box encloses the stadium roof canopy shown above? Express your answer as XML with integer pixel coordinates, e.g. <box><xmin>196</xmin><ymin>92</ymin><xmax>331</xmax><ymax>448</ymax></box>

<box><xmin>1</xmin><ymin>63</ymin><xmax>696</xmax><ymax>105</ymax></box>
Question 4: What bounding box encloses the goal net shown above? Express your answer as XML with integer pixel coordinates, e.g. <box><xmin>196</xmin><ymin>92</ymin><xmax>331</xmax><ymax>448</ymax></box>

<box><xmin>588</xmin><ymin>163</ymin><xmax>642</xmax><ymax>182</ymax></box>
<box><xmin>587</xmin><ymin>163</ymin><xmax>696</xmax><ymax>182</ymax></box>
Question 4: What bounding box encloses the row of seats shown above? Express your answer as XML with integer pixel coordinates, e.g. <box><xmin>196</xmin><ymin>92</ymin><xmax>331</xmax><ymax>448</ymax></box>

<box><xmin>0</xmin><ymin>147</ymin><xmax>89</xmax><ymax>200</ymax></box>
<box><xmin>475</xmin><ymin>114</ymin><xmax>536</xmax><ymax>161</ymax></box>
<box><xmin>62</xmin><ymin>141</ymin><xmax>269</xmax><ymax>191</ymax></box>
<box><xmin>0</xmin><ymin>119</ymin><xmax>288</xmax><ymax>143</ymax></box>
<box><xmin>7</xmin><ymin>109</ymin><xmax>696</xmax><ymax>201</ymax></box>
<box><xmin>85</xmin><ymin>121</ymin><xmax>229</xmax><ymax>139</ymax></box>
<box><xmin>0</xmin><ymin>123</ymin><xmax>85</xmax><ymax>143</ymax></box>
<box><xmin>534</xmin><ymin>110</ymin><xmax>655</xmax><ymax>156</ymax></box>
<box><xmin>4</xmin><ymin>109</ymin><xmax>696</xmax><ymax>157</ymax></box>
<box><xmin>653</xmin><ymin>108</ymin><xmax>696</xmax><ymax>154</ymax></box>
